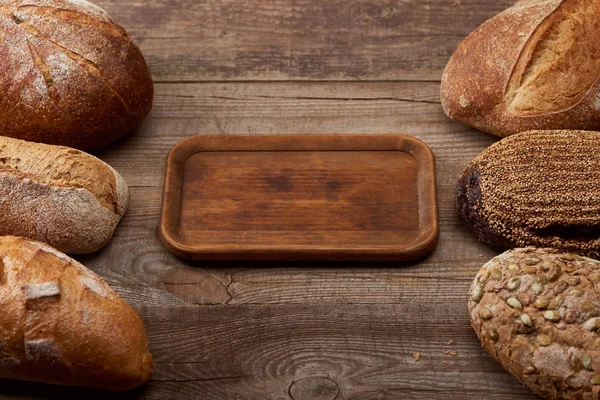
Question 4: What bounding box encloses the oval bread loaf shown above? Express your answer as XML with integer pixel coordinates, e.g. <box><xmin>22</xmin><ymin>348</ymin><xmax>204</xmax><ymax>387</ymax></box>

<box><xmin>441</xmin><ymin>0</ymin><xmax>600</xmax><ymax>137</ymax></box>
<box><xmin>456</xmin><ymin>130</ymin><xmax>600</xmax><ymax>258</ymax></box>
<box><xmin>469</xmin><ymin>248</ymin><xmax>600</xmax><ymax>400</ymax></box>
<box><xmin>0</xmin><ymin>0</ymin><xmax>153</xmax><ymax>149</ymax></box>
<box><xmin>0</xmin><ymin>236</ymin><xmax>153</xmax><ymax>390</ymax></box>
<box><xmin>0</xmin><ymin>136</ymin><xmax>129</xmax><ymax>254</ymax></box>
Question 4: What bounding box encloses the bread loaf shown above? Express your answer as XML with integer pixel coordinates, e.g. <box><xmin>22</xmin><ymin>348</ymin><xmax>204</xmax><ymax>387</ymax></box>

<box><xmin>0</xmin><ymin>236</ymin><xmax>152</xmax><ymax>390</ymax></box>
<box><xmin>456</xmin><ymin>130</ymin><xmax>600</xmax><ymax>258</ymax></box>
<box><xmin>0</xmin><ymin>136</ymin><xmax>129</xmax><ymax>254</ymax></box>
<box><xmin>441</xmin><ymin>0</ymin><xmax>600</xmax><ymax>137</ymax></box>
<box><xmin>469</xmin><ymin>248</ymin><xmax>600</xmax><ymax>400</ymax></box>
<box><xmin>0</xmin><ymin>0</ymin><xmax>153</xmax><ymax>149</ymax></box>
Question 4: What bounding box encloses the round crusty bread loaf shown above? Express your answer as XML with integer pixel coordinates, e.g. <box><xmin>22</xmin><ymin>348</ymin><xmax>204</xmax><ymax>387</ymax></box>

<box><xmin>456</xmin><ymin>130</ymin><xmax>600</xmax><ymax>258</ymax></box>
<box><xmin>0</xmin><ymin>236</ymin><xmax>153</xmax><ymax>390</ymax></box>
<box><xmin>0</xmin><ymin>0</ymin><xmax>153</xmax><ymax>149</ymax></box>
<box><xmin>441</xmin><ymin>0</ymin><xmax>600</xmax><ymax>137</ymax></box>
<box><xmin>0</xmin><ymin>136</ymin><xmax>129</xmax><ymax>254</ymax></box>
<box><xmin>469</xmin><ymin>248</ymin><xmax>600</xmax><ymax>400</ymax></box>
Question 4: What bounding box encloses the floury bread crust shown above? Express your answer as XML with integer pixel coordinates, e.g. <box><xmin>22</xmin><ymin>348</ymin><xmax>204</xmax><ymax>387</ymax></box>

<box><xmin>0</xmin><ymin>0</ymin><xmax>153</xmax><ymax>149</ymax></box>
<box><xmin>0</xmin><ymin>236</ymin><xmax>153</xmax><ymax>390</ymax></box>
<box><xmin>456</xmin><ymin>130</ymin><xmax>600</xmax><ymax>258</ymax></box>
<box><xmin>469</xmin><ymin>248</ymin><xmax>600</xmax><ymax>400</ymax></box>
<box><xmin>441</xmin><ymin>0</ymin><xmax>600</xmax><ymax>137</ymax></box>
<box><xmin>0</xmin><ymin>137</ymin><xmax>129</xmax><ymax>254</ymax></box>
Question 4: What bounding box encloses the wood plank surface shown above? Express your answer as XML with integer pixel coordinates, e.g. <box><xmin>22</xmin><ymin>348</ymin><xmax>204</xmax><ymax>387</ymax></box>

<box><xmin>0</xmin><ymin>0</ymin><xmax>542</xmax><ymax>398</ymax></box>
<box><xmin>97</xmin><ymin>0</ymin><xmax>514</xmax><ymax>81</ymax></box>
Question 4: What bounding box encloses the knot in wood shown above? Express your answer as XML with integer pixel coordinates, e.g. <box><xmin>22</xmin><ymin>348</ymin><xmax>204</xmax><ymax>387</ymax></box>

<box><xmin>289</xmin><ymin>376</ymin><xmax>340</xmax><ymax>400</ymax></box>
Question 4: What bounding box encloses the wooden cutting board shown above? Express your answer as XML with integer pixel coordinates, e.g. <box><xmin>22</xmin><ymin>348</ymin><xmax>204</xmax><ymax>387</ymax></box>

<box><xmin>159</xmin><ymin>134</ymin><xmax>438</xmax><ymax>260</ymax></box>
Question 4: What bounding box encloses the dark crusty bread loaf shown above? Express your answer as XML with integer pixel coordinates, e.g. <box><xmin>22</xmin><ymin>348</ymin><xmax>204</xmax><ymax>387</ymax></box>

<box><xmin>456</xmin><ymin>130</ymin><xmax>600</xmax><ymax>258</ymax></box>
<box><xmin>469</xmin><ymin>248</ymin><xmax>600</xmax><ymax>400</ymax></box>
<box><xmin>0</xmin><ymin>136</ymin><xmax>129</xmax><ymax>254</ymax></box>
<box><xmin>0</xmin><ymin>0</ymin><xmax>153</xmax><ymax>149</ymax></box>
<box><xmin>0</xmin><ymin>236</ymin><xmax>153</xmax><ymax>390</ymax></box>
<box><xmin>441</xmin><ymin>0</ymin><xmax>600</xmax><ymax>137</ymax></box>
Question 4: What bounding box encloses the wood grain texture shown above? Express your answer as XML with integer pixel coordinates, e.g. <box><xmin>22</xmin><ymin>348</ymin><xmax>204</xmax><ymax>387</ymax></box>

<box><xmin>0</xmin><ymin>0</ymin><xmax>541</xmax><ymax>398</ymax></box>
<box><xmin>94</xmin><ymin>0</ymin><xmax>514</xmax><ymax>81</ymax></box>
<box><xmin>160</xmin><ymin>134</ymin><xmax>437</xmax><ymax>260</ymax></box>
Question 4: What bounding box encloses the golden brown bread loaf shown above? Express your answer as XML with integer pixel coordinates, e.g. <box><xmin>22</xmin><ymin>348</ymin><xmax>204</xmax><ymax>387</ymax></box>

<box><xmin>469</xmin><ymin>248</ymin><xmax>600</xmax><ymax>400</ymax></box>
<box><xmin>0</xmin><ymin>0</ymin><xmax>153</xmax><ymax>149</ymax></box>
<box><xmin>456</xmin><ymin>130</ymin><xmax>600</xmax><ymax>258</ymax></box>
<box><xmin>441</xmin><ymin>0</ymin><xmax>600</xmax><ymax>136</ymax></box>
<box><xmin>0</xmin><ymin>137</ymin><xmax>129</xmax><ymax>254</ymax></box>
<box><xmin>0</xmin><ymin>236</ymin><xmax>153</xmax><ymax>390</ymax></box>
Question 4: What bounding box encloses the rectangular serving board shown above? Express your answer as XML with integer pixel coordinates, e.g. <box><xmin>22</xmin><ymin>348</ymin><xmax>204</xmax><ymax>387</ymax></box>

<box><xmin>159</xmin><ymin>134</ymin><xmax>438</xmax><ymax>260</ymax></box>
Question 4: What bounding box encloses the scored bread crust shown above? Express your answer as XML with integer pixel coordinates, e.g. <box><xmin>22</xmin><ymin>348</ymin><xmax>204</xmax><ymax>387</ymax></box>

<box><xmin>455</xmin><ymin>130</ymin><xmax>600</xmax><ymax>258</ymax></box>
<box><xmin>0</xmin><ymin>236</ymin><xmax>153</xmax><ymax>391</ymax></box>
<box><xmin>0</xmin><ymin>0</ymin><xmax>153</xmax><ymax>149</ymax></box>
<box><xmin>0</xmin><ymin>137</ymin><xmax>129</xmax><ymax>254</ymax></box>
<box><xmin>441</xmin><ymin>0</ymin><xmax>600</xmax><ymax>137</ymax></box>
<box><xmin>469</xmin><ymin>248</ymin><xmax>600</xmax><ymax>400</ymax></box>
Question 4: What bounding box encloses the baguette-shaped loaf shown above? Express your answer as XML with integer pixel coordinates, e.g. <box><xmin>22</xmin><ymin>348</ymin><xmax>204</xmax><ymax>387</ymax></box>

<box><xmin>441</xmin><ymin>0</ymin><xmax>600</xmax><ymax>136</ymax></box>
<box><xmin>0</xmin><ymin>0</ymin><xmax>153</xmax><ymax>149</ymax></box>
<box><xmin>0</xmin><ymin>236</ymin><xmax>153</xmax><ymax>390</ymax></box>
<box><xmin>0</xmin><ymin>137</ymin><xmax>129</xmax><ymax>254</ymax></box>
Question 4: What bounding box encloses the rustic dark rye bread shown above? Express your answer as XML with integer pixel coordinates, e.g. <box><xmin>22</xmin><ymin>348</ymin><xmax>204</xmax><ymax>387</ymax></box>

<box><xmin>456</xmin><ymin>130</ymin><xmax>600</xmax><ymax>258</ymax></box>
<box><xmin>469</xmin><ymin>248</ymin><xmax>600</xmax><ymax>400</ymax></box>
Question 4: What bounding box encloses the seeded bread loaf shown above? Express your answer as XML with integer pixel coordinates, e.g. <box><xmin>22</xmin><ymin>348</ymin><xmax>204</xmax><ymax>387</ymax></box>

<box><xmin>469</xmin><ymin>248</ymin><xmax>600</xmax><ymax>399</ymax></box>
<box><xmin>0</xmin><ymin>0</ymin><xmax>153</xmax><ymax>149</ymax></box>
<box><xmin>0</xmin><ymin>236</ymin><xmax>153</xmax><ymax>390</ymax></box>
<box><xmin>0</xmin><ymin>136</ymin><xmax>129</xmax><ymax>254</ymax></box>
<box><xmin>441</xmin><ymin>0</ymin><xmax>600</xmax><ymax>137</ymax></box>
<box><xmin>456</xmin><ymin>130</ymin><xmax>600</xmax><ymax>258</ymax></box>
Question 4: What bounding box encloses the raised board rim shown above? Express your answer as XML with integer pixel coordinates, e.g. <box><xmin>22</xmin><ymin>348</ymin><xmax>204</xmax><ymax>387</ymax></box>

<box><xmin>159</xmin><ymin>134</ymin><xmax>439</xmax><ymax>260</ymax></box>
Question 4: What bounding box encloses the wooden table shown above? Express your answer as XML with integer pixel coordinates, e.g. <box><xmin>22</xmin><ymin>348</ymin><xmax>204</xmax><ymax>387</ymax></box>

<box><xmin>0</xmin><ymin>0</ymin><xmax>539</xmax><ymax>399</ymax></box>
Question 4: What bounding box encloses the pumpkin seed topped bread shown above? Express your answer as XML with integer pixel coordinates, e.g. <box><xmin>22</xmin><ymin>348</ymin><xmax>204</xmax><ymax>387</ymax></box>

<box><xmin>456</xmin><ymin>130</ymin><xmax>600</xmax><ymax>258</ymax></box>
<box><xmin>470</xmin><ymin>248</ymin><xmax>600</xmax><ymax>399</ymax></box>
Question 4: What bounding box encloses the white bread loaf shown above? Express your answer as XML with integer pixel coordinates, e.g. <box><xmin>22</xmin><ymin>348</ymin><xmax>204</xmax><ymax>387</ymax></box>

<box><xmin>0</xmin><ymin>236</ymin><xmax>153</xmax><ymax>390</ymax></box>
<box><xmin>0</xmin><ymin>136</ymin><xmax>129</xmax><ymax>254</ymax></box>
<box><xmin>441</xmin><ymin>0</ymin><xmax>600</xmax><ymax>136</ymax></box>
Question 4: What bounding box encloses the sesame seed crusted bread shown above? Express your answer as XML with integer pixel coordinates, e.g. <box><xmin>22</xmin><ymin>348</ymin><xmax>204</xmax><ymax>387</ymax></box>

<box><xmin>470</xmin><ymin>248</ymin><xmax>600</xmax><ymax>400</ymax></box>
<box><xmin>0</xmin><ymin>236</ymin><xmax>153</xmax><ymax>390</ymax></box>
<box><xmin>0</xmin><ymin>136</ymin><xmax>129</xmax><ymax>254</ymax></box>
<box><xmin>441</xmin><ymin>0</ymin><xmax>600</xmax><ymax>137</ymax></box>
<box><xmin>0</xmin><ymin>0</ymin><xmax>153</xmax><ymax>149</ymax></box>
<box><xmin>456</xmin><ymin>130</ymin><xmax>600</xmax><ymax>258</ymax></box>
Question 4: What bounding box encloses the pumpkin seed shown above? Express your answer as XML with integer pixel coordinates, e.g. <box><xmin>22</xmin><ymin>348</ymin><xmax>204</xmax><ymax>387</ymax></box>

<box><xmin>582</xmin><ymin>355</ymin><xmax>593</xmax><ymax>371</ymax></box>
<box><xmin>471</xmin><ymin>284</ymin><xmax>483</xmax><ymax>303</ymax></box>
<box><xmin>530</xmin><ymin>283</ymin><xmax>543</xmax><ymax>295</ymax></box>
<box><xmin>537</xmin><ymin>334</ymin><xmax>552</xmax><ymax>346</ymax></box>
<box><xmin>507</xmin><ymin>298</ymin><xmax>522</xmax><ymax>309</ymax></box>
<box><xmin>535</xmin><ymin>296</ymin><xmax>550</xmax><ymax>309</ymax></box>
<box><xmin>479</xmin><ymin>307</ymin><xmax>492</xmax><ymax>320</ymax></box>
<box><xmin>488</xmin><ymin>328</ymin><xmax>499</xmax><ymax>342</ymax></box>
<box><xmin>543</xmin><ymin>310</ymin><xmax>560</xmax><ymax>322</ymax></box>
<box><xmin>548</xmin><ymin>296</ymin><xmax>563</xmax><ymax>310</ymax></box>
<box><xmin>506</xmin><ymin>277</ymin><xmax>520</xmax><ymax>291</ymax></box>
<box><xmin>583</xmin><ymin>318</ymin><xmax>600</xmax><ymax>332</ymax></box>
